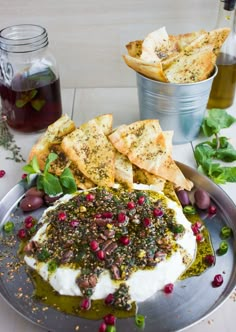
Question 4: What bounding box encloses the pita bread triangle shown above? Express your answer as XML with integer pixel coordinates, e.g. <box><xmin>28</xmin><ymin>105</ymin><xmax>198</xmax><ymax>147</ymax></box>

<box><xmin>109</xmin><ymin>119</ymin><xmax>193</xmax><ymax>190</ymax></box>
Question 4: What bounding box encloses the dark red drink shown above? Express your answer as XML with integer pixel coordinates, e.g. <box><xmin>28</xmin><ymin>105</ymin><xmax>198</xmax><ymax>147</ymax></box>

<box><xmin>0</xmin><ymin>78</ymin><xmax>62</xmax><ymax>132</ymax></box>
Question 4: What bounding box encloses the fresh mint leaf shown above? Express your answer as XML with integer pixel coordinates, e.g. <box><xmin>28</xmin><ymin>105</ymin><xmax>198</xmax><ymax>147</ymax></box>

<box><xmin>44</xmin><ymin>153</ymin><xmax>58</xmax><ymax>173</ymax></box>
<box><xmin>31</xmin><ymin>98</ymin><xmax>46</xmax><ymax>111</ymax></box>
<box><xmin>22</xmin><ymin>164</ymin><xmax>36</xmax><ymax>174</ymax></box>
<box><xmin>60</xmin><ymin>168</ymin><xmax>77</xmax><ymax>194</ymax></box>
<box><xmin>215</xmin><ymin>145</ymin><xmax>236</xmax><ymax>162</ymax></box>
<box><xmin>42</xmin><ymin>173</ymin><xmax>63</xmax><ymax>196</ymax></box>
<box><xmin>221</xmin><ymin>167</ymin><xmax>236</xmax><ymax>182</ymax></box>
<box><xmin>201</xmin><ymin>109</ymin><xmax>236</xmax><ymax>137</ymax></box>
<box><xmin>22</xmin><ymin>155</ymin><xmax>41</xmax><ymax>174</ymax></box>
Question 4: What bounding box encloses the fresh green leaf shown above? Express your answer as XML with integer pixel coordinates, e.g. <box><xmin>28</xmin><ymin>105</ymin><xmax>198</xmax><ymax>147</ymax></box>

<box><xmin>22</xmin><ymin>164</ymin><xmax>36</xmax><ymax>174</ymax></box>
<box><xmin>42</xmin><ymin>172</ymin><xmax>63</xmax><ymax>196</ymax></box>
<box><xmin>60</xmin><ymin>168</ymin><xmax>77</xmax><ymax>194</ymax></box>
<box><xmin>201</xmin><ymin>109</ymin><xmax>236</xmax><ymax>137</ymax></box>
<box><xmin>220</xmin><ymin>167</ymin><xmax>236</xmax><ymax>182</ymax></box>
<box><xmin>215</xmin><ymin>146</ymin><xmax>236</xmax><ymax>162</ymax></box>
<box><xmin>44</xmin><ymin>153</ymin><xmax>58</xmax><ymax>173</ymax></box>
<box><xmin>16</xmin><ymin>99</ymin><xmax>28</xmax><ymax>108</ymax></box>
<box><xmin>36</xmin><ymin>174</ymin><xmax>44</xmax><ymax>190</ymax></box>
<box><xmin>31</xmin><ymin>98</ymin><xmax>46</xmax><ymax>111</ymax></box>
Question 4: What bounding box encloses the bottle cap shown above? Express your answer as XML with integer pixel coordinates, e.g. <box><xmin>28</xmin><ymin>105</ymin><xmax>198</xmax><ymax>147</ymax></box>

<box><xmin>223</xmin><ymin>0</ymin><xmax>236</xmax><ymax>11</ymax></box>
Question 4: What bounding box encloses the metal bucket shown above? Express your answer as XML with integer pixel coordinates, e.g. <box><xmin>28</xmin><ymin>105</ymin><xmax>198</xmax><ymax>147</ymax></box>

<box><xmin>136</xmin><ymin>67</ymin><xmax>218</xmax><ymax>144</ymax></box>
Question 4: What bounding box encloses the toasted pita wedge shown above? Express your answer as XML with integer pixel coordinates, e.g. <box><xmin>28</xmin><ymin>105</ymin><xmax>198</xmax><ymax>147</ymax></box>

<box><xmin>61</xmin><ymin>119</ymin><xmax>116</xmax><ymax>187</ymax></box>
<box><xmin>69</xmin><ymin>163</ymin><xmax>95</xmax><ymax>190</ymax></box>
<box><xmin>164</xmin><ymin>45</ymin><xmax>216</xmax><ymax>83</ymax></box>
<box><xmin>81</xmin><ymin>113</ymin><xmax>113</xmax><ymax>136</ymax></box>
<box><xmin>114</xmin><ymin>151</ymin><xmax>133</xmax><ymax>188</ymax></box>
<box><xmin>169</xmin><ymin>29</ymin><xmax>206</xmax><ymax>51</ymax></box>
<box><xmin>126</xmin><ymin>40</ymin><xmax>143</xmax><ymax>58</ymax></box>
<box><xmin>109</xmin><ymin>120</ymin><xmax>193</xmax><ymax>190</ymax></box>
<box><xmin>123</xmin><ymin>54</ymin><xmax>168</xmax><ymax>82</ymax></box>
<box><xmin>133</xmin><ymin>165</ymin><xmax>166</xmax><ymax>192</ymax></box>
<box><xmin>184</xmin><ymin>28</ymin><xmax>230</xmax><ymax>56</ymax></box>
<box><xmin>28</xmin><ymin>114</ymin><xmax>76</xmax><ymax>169</ymax></box>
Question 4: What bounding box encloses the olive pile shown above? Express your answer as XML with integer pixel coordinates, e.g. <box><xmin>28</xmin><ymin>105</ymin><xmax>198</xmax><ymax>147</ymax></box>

<box><xmin>176</xmin><ymin>188</ymin><xmax>211</xmax><ymax>211</ymax></box>
<box><xmin>19</xmin><ymin>187</ymin><xmax>61</xmax><ymax>212</ymax></box>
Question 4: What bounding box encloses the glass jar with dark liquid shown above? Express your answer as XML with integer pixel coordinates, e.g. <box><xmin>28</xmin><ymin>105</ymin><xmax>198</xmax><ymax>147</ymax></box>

<box><xmin>0</xmin><ymin>24</ymin><xmax>62</xmax><ymax>132</ymax></box>
<box><xmin>207</xmin><ymin>0</ymin><xmax>236</xmax><ymax>109</ymax></box>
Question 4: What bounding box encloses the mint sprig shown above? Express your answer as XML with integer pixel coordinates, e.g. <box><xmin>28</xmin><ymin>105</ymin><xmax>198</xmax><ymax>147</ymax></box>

<box><xmin>194</xmin><ymin>109</ymin><xmax>236</xmax><ymax>184</ymax></box>
<box><xmin>22</xmin><ymin>153</ymin><xmax>77</xmax><ymax>196</ymax></box>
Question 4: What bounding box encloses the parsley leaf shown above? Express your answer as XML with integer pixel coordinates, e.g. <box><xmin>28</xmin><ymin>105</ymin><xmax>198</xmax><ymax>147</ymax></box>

<box><xmin>194</xmin><ymin>109</ymin><xmax>236</xmax><ymax>184</ymax></box>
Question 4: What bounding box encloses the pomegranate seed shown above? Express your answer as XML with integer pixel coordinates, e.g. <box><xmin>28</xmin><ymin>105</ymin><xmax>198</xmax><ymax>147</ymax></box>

<box><xmin>96</xmin><ymin>249</ymin><xmax>105</xmax><ymax>260</ymax></box>
<box><xmin>191</xmin><ymin>224</ymin><xmax>199</xmax><ymax>235</ymax></box>
<box><xmin>17</xmin><ymin>228</ymin><xmax>27</xmax><ymax>239</ymax></box>
<box><xmin>163</xmin><ymin>283</ymin><xmax>174</xmax><ymax>294</ymax></box>
<box><xmin>98</xmin><ymin>322</ymin><xmax>107</xmax><ymax>332</ymax></box>
<box><xmin>119</xmin><ymin>235</ymin><xmax>130</xmax><ymax>245</ymax></box>
<box><xmin>143</xmin><ymin>217</ymin><xmax>151</xmax><ymax>227</ymax></box>
<box><xmin>127</xmin><ymin>201</ymin><xmax>135</xmax><ymax>209</ymax></box>
<box><xmin>205</xmin><ymin>254</ymin><xmax>215</xmax><ymax>266</ymax></box>
<box><xmin>95</xmin><ymin>213</ymin><xmax>102</xmax><ymax>219</ymax></box>
<box><xmin>212</xmin><ymin>274</ymin><xmax>223</xmax><ymax>287</ymax></box>
<box><xmin>69</xmin><ymin>219</ymin><xmax>79</xmax><ymax>227</ymax></box>
<box><xmin>138</xmin><ymin>196</ymin><xmax>145</xmax><ymax>205</ymax></box>
<box><xmin>86</xmin><ymin>193</ymin><xmax>95</xmax><ymax>201</ymax></box>
<box><xmin>117</xmin><ymin>212</ymin><xmax>126</xmax><ymax>223</ymax></box>
<box><xmin>90</xmin><ymin>240</ymin><xmax>99</xmax><ymax>251</ymax></box>
<box><xmin>24</xmin><ymin>215</ymin><xmax>34</xmax><ymax>224</ymax></box>
<box><xmin>21</xmin><ymin>173</ymin><xmax>27</xmax><ymax>180</ymax></box>
<box><xmin>103</xmin><ymin>313</ymin><xmax>116</xmax><ymax>325</ymax></box>
<box><xmin>0</xmin><ymin>170</ymin><xmax>6</xmax><ymax>178</ymax></box>
<box><xmin>102</xmin><ymin>211</ymin><xmax>113</xmax><ymax>219</ymax></box>
<box><xmin>196</xmin><ymin>233</ymin><xmax>204</xmax><ymax>242</ymax></box>
<box><xmin>104</xmin><ymin>293</ymin><xmax>114</xmax><ymax>305</ymax></box>
<box><xmin>153</xmin><ymin>208</ymin><xmax>164</xmax><ymax>217</ymax></box>
<box><xmin>208</xmin><ymin>205</ymin><xmax>217</xmax><ymax>215</ymax></box>
<box><xmin>58</xmin><ymin>211</ymin><xmax>67</xmax><ymax>221</ymax></box>
<box><xmin>80</xmin><ymin>297</ymin><xmax>91</xmax><ymax>310</ymax></box>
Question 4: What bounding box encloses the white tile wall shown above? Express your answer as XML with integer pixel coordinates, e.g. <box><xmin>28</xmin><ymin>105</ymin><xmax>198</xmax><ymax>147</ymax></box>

<box><xmin>0</xmin><ymin>0</ymin><xmax>218</xmax><ymax>88</ymax></box>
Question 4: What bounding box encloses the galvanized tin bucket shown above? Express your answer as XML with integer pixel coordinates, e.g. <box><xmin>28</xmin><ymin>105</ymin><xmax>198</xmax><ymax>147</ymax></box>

<box><xmin>136</xmin><ymin>67</ymin><xmax>218</xmax><ymax>144</ymax></box>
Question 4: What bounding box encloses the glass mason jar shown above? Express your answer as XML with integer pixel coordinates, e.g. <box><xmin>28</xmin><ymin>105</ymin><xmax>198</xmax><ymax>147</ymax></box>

<box><xmin>0</xmin><ymin>24</ymin><xmax>62</xmax><ymax>132</ymax></box>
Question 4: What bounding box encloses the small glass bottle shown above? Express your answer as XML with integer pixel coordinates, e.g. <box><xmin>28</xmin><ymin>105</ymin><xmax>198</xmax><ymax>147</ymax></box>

<box><xmin>207</xmin><ymin>0</ymin><xmax>236</xmax><ymax>109</ymax></box>
<box><xmin>0</xmin><ymin>24</ymin><xmax>62</xmax><ymax>132</ymax></box>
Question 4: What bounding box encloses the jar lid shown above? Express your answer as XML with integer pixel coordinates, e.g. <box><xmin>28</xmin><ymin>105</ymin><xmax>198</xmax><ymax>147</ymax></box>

<box><xmin>223</xmin><ymin>0</ymin><xmax>236</xmax><ymax>11</ymax></box>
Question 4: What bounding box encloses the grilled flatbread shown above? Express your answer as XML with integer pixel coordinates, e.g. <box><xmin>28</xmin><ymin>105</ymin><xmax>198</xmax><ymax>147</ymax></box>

<box><xmin>109</xmin><ymin>120</ymin><xmax>193</xmax><ymax>191</ymax></box>
<box><xmin>114</xmin><ymin>151</ymin><xmax>133</xmax><ymax>188</ymax></box>
<box><xmin>28</xmin><ymin>114</ymin><xmax>76</xmax><ymax>170</ymax></box>
<box><xmin>61</xmin><ymin>117</ymin><xmax>116</xmax><ymax>187</ymax></box>
<box><xmin>133</xmin><ymin>165</ymin><xmax>166</xmax><ymax>192</ymax></box>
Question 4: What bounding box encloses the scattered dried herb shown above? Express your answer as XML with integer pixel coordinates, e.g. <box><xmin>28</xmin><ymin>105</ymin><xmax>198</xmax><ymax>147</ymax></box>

<box><xmin>0</xmin><ymin>113</ymin><xmax>25</xmax><ymax>163</ymax></box>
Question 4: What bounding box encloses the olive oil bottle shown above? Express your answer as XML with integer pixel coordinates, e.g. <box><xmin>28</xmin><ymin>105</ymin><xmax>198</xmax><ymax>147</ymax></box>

<box><xmin>207</xmin><ymin>0</ymin><xmax>236</xmax><ymax>109</ymax></box>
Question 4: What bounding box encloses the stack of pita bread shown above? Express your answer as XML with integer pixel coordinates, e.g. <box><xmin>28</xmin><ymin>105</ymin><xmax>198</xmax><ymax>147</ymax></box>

<box><xmin>28</xmin><ymin>113</ymin><xmax>193</xmax><ymax>192</ymax></box>
<box><xmin>123</xmin><ymin>26</ymin><xmax>230</xmax><ymax>83</ymax></box>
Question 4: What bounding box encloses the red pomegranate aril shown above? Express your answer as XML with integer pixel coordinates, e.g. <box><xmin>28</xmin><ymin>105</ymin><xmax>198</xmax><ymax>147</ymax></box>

<box><xmin>103</xmin><ymin>313</ymin><xmax>116</xmax><ymax>325</ymax></box>
<box><xmin>196</xmin><ymin>233</ymin><xmax>204</xmax><ymax>242</ymax></box>
<box><xmin>58</xmin><ymin>211</ymin><xmax>67</xmax><ymax>221</ymax></box>
<box><xmin>99</xmin><ymin>322</ymin><xmax>107</xmax><ymax>332</ymax></box>
<box><xmin>24</xmin><ymin>215</ymin><xmax>34</xmax><ymax>224</ymax></box>
<box><xmin>205</xmin><ymin>254</ymin><xmax>215</xmax><ymax>266</ymax></box>
<box><xmin>80</xmin><ymin>297</ymin><xmax>91</xmax><ymax>310</ymax></box>
<box><xmin>163</xmin><ymin>283</ymin><xmax>174</xmax><ymax>294</ymax></box>
<box><xmin>70</xmin><ymin>220</ymin><xmax>79</xmax><ymax>228</ymax></box>
<box><xmin>90</xmin><ymin>240</ymin><xmax>99</xmax><ymax>252</ymax></box>
<box><xmin>143</xmin><ymin>217</ymin><xmax>151</xmax><ymax>227</ymax></box>
<box><xmin>102</xmin><ymin>211</ymin><xmax>113</xmax><ymax>219</ymax></box>
<box><xmin>212</xmin><ymin>274</ymin><xmax>223</xmax><ymax>287</ymax></box>
<box><xmin>208</xmin><ymin>205</ymin><xmax>217</xmax><ymax>215</ymax></box>
<box><xmin>119</xmin><ymin>235</ymin><xmax>130</xmax><ymax>246</ymax></box>
<box><xmin>138</xmin><ymin>196</ymin><xmax>145</xmax><ymax>205</ymax></box>
<box><xmin>21</xmin><ymin>173</ymin><xmax>27</xmax><ymax>180</ymax></box>
<box><xmin>153</xmin><ymin>208</ymin><xmax>163</xmax><ymax>217</ymax></box>
<box><xmin>127</xmin><ymin>201</ymin><xmax>135</xmax><ymax>210</ymax></box>
<box><xmin>191</xmin><ymin>224</ymin><xmax>199</xmax><ymax>235</ymax></box>
<box><xmin>104</xmin><ymin>293</ymin><xmax>114</xmax><ymax>305</ymax></box>
<box><xmin>86</xmin><ymin>193</ymin><xmax>95</xmax><ymax>202</ymax></box>
<box><xmin>17</xmin><ymin>228</ymin><xmax>27</xmax><ymax>239</ymax></box>
<box><xmin>117</xmin><ymin>212</ymin><xmax>126</xmax><ymax>223</ymax></box>
<box><xmin>0</xmin><ymin>170</ymin><xmax>6</xmax><ymax>178</ymax></box>
<box><xmin>97</xmin><ymin>249</ymin><xmax>105</xmax><ymax>260</ymax></box>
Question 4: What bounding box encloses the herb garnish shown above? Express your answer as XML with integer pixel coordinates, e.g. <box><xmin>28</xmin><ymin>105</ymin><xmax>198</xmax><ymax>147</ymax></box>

<box><xmin>23</xmin><ymin>152</ymin><xmax>77</xmax><ymax>196</ymax></box>
<box><xmin>194</xmin><ymin>109</ymin><xmax>236</xmax><ymax>184</ymax></box>
<box><xmin>0</xmin><ymin>115</ymin><xmax>25</xmax><ymax>162</ymax></box>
